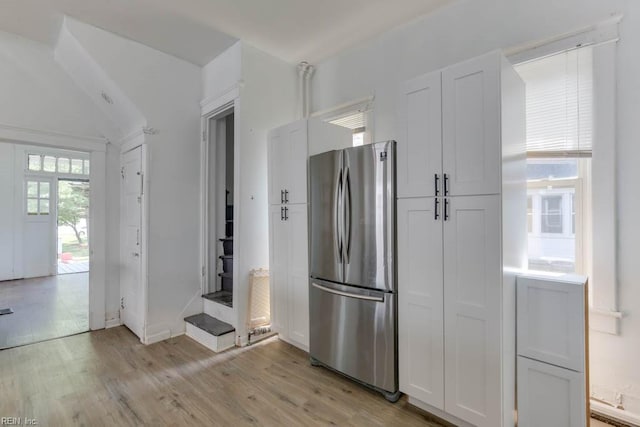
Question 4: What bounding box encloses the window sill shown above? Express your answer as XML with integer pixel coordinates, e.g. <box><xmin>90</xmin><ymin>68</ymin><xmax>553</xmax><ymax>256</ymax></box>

<box><xmin>590</xmin><ymin>307</ymin><xmax>622</xmax><ymax>335</ymax></box>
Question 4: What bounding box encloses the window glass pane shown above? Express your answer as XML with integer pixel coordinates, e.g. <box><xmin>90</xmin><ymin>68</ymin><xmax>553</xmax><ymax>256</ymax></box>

<box><xmin>28</xmin><ymin>154</ymin><xmax>41</xmax><ymax>171</ymax></box>
<box><xmin>541</xmin><ymin>195</ymin><xmax>563</xmax><ymax>234</ymax></box>
<box><xmin>43</xmin><ymin>156</ymin><xmax>56</xmax><ymax>172</ymax></box>
<box><xmin>353</xmin><ymin>132</ymin><xmax>364</xmax><ymax>147</ymax></box>
<box><xmin>527</xmin><ymin>196</ymin><xmax>533</xmax><ymax>233</ymax></box>
<box><xmin>27</xmin><ymin>181</ymin><xmax>38</xmax><ymax>197</ymax></box>
<box><xmin>71</xmin><ymin>159</ymin><xmax>83</xmax><ymax>174</ymax></box>
<box><xmin>83</xmin><ymin>159</ymin><xmax>91</xmax><ymax>175</ymax></box>
<box><xmin>527</xmin><ymin>158</ymin><xmax>578</xmax><ymax>180</ymax></box>
<box><xmin>27</xmin><ymin>199</ymin><xmax>38</xmax><ymax>215</ymax></box>
<box><xmin>39</xmin><ymin>182</ymin><xmax>50</xmax><ymax>199</ymax></box>
<box><xmin>39</xmin><ymin>199</ymin><xmax>49</xmax><ymax>215</ymax></box>
<box><xmin>571</xmin><ymin>193</ymin><xmax>576</xmax><ymax>235</ymax></box>
<box><xmin>58</xmin><ymin>158</ymin><xmax>70</xmax><ymax>173</ymax></box>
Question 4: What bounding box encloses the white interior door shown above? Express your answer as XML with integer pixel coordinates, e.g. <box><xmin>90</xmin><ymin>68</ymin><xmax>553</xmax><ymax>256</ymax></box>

<box><xmin>23</xmin><ymin>177</ymin><xmax>56</xmax><ymax>278</ymax></box>
<box><xmin>398</xmin><ymin>197</ymin><xmax>445</xmax><ymax>409</ymax></box>
<box><xmin>120</xmin><ymin>146</ymin><xmax>144</xmax><ymax>339</ymax></box>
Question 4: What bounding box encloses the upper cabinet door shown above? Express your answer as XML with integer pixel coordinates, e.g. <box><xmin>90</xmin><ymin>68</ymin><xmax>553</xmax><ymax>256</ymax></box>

<box><xmin>268</xmin><ymin>128</ymin><xmax>288</xmax><ymax>205</ymax></box>
<box><xmin>397</xmin><ymin>71</ymin><xmax>442</xmax><ymax>198</ymax></box>
<box><xmin>443</xmin><ymin>195</ymin><xmax>501</xmax><ymax>427</ymax></box>
<box><xmin>286</xmin><ymin>120</ymin><xmax>308</xmax><ymax>204</ymax></box>
<box><xmin>442</xmin><ymin>52</ymin><xmax>501</xmax><ymax>196</ymax></box>
<box><xmin>398</xmin><ymin>197</ymin><xmax>444</xmax><ymax>409</ymax></box>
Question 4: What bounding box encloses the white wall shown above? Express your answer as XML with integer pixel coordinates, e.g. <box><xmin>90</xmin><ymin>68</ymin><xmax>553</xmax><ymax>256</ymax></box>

<box><xmin>201</xmin><ymin>42</ymin><xmax>297</xmax><ymax>342</ymax></box>
<box><xmin>0</xmin><ymin>143</ymin><xmax>15</xmax><ymax>281</ymax></box>
<box><xmin>311</xmin><ymin>0</ymin><xmax>639</xmax><ymax>417</ymax></box>
<box><xmin>63</xmin><ymin>19</ymin><xmax>204</xmax><ymax>341</ymax></box>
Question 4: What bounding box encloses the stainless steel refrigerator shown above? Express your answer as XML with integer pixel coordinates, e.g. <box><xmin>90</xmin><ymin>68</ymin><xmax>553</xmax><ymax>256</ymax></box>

<box><xmin>308</xmin><ymin>140</ymin><xmax>398</xmax><ymax>402</ymax></box>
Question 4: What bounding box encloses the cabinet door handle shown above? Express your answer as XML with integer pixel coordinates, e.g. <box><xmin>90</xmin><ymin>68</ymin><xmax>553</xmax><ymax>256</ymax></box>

<box><xmin>444</xmin><ymin>198</ymin><xmax>450</xmax><ymax>221</ymax></box>
<box><xmin>434</xmin><ymin>174</ymin><xmax>440</xmax><ymax>196</ymax></box>
<box><xmin>280</xmin><ymin>189</ymin><xmax>284</xmax><ymax>204</ymax></box>
<box><xmin>434</xmin><ymin>198</ymin><xmax>440</xmax><ymax>221</ymax></box>
<box><xmin>284</xmin><ymin>189</ymin><xmax>289</xmax><ymax>204</ymax></box>
<box><xmin>280</xmin><ymin>206</ymin><xmax>284</xmax><ymax>221</ymax></box>
<box><xmin>443</xmin><ymin>173</ymin><xmax>449</xmax><ymax>196</ymax></box>
<box><xmin>284</xmin><ymin>206</ymin><xmax>289</xmax><ymax>221</ymax></box>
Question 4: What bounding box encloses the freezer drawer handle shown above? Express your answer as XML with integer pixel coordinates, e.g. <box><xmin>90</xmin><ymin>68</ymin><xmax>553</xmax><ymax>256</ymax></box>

<box><xmin>312</xmin><ymin>282</ymin><xmax>384</xmax><ymax>302</ymax></box>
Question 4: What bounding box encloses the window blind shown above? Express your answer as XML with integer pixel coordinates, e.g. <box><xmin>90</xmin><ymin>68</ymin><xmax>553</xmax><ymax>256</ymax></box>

<box><xmin>515</xmin><ymin>47</ymin><xmax>593</xmax><ymax>157</ymax></box>
<box><xmin>329</xmin><ymin>111</ymin><xmax>365</xmax><ymax>134</ymax></box>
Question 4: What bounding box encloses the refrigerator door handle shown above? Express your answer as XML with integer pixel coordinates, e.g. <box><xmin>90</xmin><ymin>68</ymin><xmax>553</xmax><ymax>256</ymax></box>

<box><xmin>344</xmin><ymin>166</ymin><xmax>352</xmax><ymax>264</ymax></box>
<box><xmin>311</xmin><ymin>282</ymin><xmax>384</xmax><ymax>302</ymax></box>
<box><xmin>335</xmin><ymin>167</ymin><xmax>343</xmax><ymax>263</ymax></box>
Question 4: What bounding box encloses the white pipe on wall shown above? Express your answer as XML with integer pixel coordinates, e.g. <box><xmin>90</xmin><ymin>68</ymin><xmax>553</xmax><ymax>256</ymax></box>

<box><xmin>297</xmin><ymin>61</ymin><xmax>315</xmax><ymax>118</ymax></box>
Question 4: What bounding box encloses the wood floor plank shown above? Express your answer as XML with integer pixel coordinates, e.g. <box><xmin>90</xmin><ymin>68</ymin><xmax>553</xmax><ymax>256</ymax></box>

<box><xmin>0</xmin><ymin>327</ymin><xmax>449</xmax><ymax>426</ymax></box>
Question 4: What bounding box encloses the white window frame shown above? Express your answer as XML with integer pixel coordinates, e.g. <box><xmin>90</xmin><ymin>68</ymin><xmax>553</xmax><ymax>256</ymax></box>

<box><xmin>509</xmin><ymin>17</ymin><xmax>621</xmax><ymax>334</ymax></box>
<box><xmin>311</xmin><ymin>95</ymin><xmax>374</xmax><ymax>146</ymax></box>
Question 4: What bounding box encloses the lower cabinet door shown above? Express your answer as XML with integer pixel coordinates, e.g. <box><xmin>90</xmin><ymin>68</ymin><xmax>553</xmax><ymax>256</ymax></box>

<box><xmin>517</xmin><ymin>356</ymin><xmax>586</xmax><ymax>427</ymax></box>
<box><xmin>443</xmin><ymin>195</ymin><xmax>502</xmax><ymax>427</ymax></box>
<box><xmin>286</xmin><ymin>204</ymin><xmax>309</xmax><ymax>350</ymax></box>
<box><xmin>269</xmin><ymin>205</ymin><xmax>289</xmax><ymax>338</ymax></box>
<box><xmin>398</xmin><ymin>198</ymin><xmax>445</xmax><ymax>408</ymax></box>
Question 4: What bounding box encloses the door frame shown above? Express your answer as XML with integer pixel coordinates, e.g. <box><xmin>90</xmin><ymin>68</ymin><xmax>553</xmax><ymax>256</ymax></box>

<box><xmin>119</xmin><ymin>137</ymin><xmax>149</xmax><ymax>342</ymax></box>
<box><xmin>3</xmin><ymin>136</ymin><xmax>108</xmax><ymax>331</ymax></box>
<box><xmin>200</xmin><ymin>92</ymin><xmax>238</xmax><ymax>299</ymax></box>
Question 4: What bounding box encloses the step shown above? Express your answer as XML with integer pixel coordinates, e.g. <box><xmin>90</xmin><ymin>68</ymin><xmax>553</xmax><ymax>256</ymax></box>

<box><xmin>184</xmin><ymin>313</ymin><xmax>235</xmax><ymax>353</ymax></box>
<box><xmin>202</xmin><ymin>290</ymin><xmax>233</xmax><ymax>307</ymax></box>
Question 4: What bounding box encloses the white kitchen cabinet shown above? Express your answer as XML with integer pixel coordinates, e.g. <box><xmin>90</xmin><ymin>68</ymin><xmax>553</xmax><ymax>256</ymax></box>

<box><xmin>268</xmin><ymin>204</ymin><xmax>309</xmax><ymax>350</ymax></box>
<box><xmin>268</xmin><ymin>119</ymin><xmax>351</xmax><ymax>206</ymax></box>
<box><xmin>397</xmin><ymin>51</ymin><xmax>526</xmax><ymax>427</ymax></box>
<box><xmin>397</xmin><ymin>71</ymin><xmax>442</xmax><ymax>198</ymax></box>
<box><xmin>397</xmin><ymin>52</ymin><xmax>506</xmax><ymax>199</ymax></box>
<box><xmin>442</xmin><ymin>53</ymin><xmax>501</xmax><ymax>196</ymax></box>
<box><xmin>398</xmin><ymin>197</ymin><xmax>444</xmax><ymax>409</ymax></box>
<box><xmin>517</xmin><ymin>356</ymin><xmax>586</xmax><ymax>427</ymax></box>
<box><xmin>443</xmin><ymin>195</ymin><xmax>502</xmax><ymax>425</ymax></box>
<box><xmin>516</xmin><ymin>274</ymin><xmax>589</xmax><ymax>427</ymax></box>
<box><xmin>267</xmin><ymin>119</ymin><xmax>350</xmax><ymax>351</ymax></box>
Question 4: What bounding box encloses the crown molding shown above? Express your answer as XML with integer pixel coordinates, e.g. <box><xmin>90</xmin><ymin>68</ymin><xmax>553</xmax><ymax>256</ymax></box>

<box><xmin>0</xmin><ymin>123</ymin><xmax>107</xmax><ymax>152</ymax></box>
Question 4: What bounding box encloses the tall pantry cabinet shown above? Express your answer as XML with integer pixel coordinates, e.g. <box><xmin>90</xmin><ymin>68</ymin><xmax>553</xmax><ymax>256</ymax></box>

<box><xmin>397</xmin><ymin>51</ymin><xmax>527</xmax><ymax>427</ymax></box>
<box><xmin>267</xmin><ymin>118</ymin><xmax>351</xmax><ymax>352</ymax></box>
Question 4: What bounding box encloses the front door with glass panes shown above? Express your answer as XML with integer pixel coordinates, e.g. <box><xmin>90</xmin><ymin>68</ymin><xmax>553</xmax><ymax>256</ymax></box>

<box><xmin>25</xmin><ymin>151</ymin><xmax>91</xmax><ymax>278</ymax></box>
<box><xmin>24</xmin><ymin>177</ymin><xmax>56</xmax><ymax>278</ymax></box>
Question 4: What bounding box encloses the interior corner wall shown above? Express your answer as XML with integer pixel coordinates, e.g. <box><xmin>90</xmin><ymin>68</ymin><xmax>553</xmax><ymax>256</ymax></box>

<box><xmin>63</xmin><ymin>19</ymin><xmax>204</xmax><ymax>339</ymax></box>
<box><xmin>311</xmin><ymin>0</ymin><xmax>639</xmax><ymax>415</ymax></box>
<box><xmin>233</xmin><ymin>43</ymin><xmax>297</xmax><ymax>341</ymax></box>
<box><xmin>0</xmin><ymin>142</ymin><xmax>15</xmax><ymax>281</ymax></box>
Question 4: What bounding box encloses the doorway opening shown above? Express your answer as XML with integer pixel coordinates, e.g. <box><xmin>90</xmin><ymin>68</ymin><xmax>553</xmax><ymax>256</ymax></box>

<box><xmin>0</xmin><ymin>147</ymin><xmax>90</xmax><ymax>349</ymax></box>
<box><xmin>204</xmin><ymin>110</ymin><xmax>235</xmax><ymax>307</ymax></box>
<box><xmin>57</xmin><ymin>179</ymin><xmax>90</xmax><ymax>274</ymax></box>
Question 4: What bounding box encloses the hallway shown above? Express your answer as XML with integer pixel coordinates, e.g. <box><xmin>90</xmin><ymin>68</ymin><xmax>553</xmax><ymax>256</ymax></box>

<box><xmin>0</xmin><ymin>272</ymin><xmax>88</xmax><ymax>349</ymax></box>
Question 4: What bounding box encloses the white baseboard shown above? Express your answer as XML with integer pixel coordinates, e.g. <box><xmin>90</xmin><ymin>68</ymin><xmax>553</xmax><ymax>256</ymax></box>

<box><xmin>407</xmin><ymin>397</ymin><xmax>474</xmax><ymax>427</ymax></box>
<box><xmin>144</xmin><ymin>329</ymin><xmax>171</xmax><ymax>345</ymax></box>
<box><xmin>105</xmin><ymin>318</ymin><xmax>121</xmax><ymax>329</ymax></box>
<box><xmin>591</xmin><ymin>400</ymin><xmax>640</xmax><ymax>426</ymax></box>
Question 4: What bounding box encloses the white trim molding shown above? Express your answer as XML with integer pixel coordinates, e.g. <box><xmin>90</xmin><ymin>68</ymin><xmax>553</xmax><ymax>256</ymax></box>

<box><xmin>506</xmin><ymin>15</ymin><xmax>622</xmax><ymax>65</ymax></box>
<box><xmin>591</xmin><ymin>399</ymin><xmax>640</xmax><ymax>426</ymax></box>
<box><xmin>0</xmin><ymin>123</ymin><xmax>107</xmax><ymax>152</ymax></box>
<box><xmin>311</xmin><ymin>95</ymin><xmax>375</xmax><ymax>120</ymax></box>
<box><xmin>201</xmin><ymin>82</ymin><xmax>242</xmax><ymax>117</ymax></box>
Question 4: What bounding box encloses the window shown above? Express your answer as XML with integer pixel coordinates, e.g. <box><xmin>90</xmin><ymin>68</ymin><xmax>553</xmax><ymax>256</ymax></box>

<box><xmin>26</xmin><ymin>180</ymin><xmax>50</xmax><ymax>216</ymax></box>
<box><xmin>329</xmin><ymin>111</ymin><xmax>367</xmax><ymax>147</ymax></box>
<box><xmin>28</xmin><ymin>154</ymin><xmax>89</xmax><ymax>175</ymax></box>
<box><xmin>515</xmin><ymin>47</ymin><xmax>593</xmax><ymax>274</ymax></box>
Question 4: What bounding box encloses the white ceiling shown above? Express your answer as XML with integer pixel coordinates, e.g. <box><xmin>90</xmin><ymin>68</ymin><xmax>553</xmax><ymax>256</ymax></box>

<box><xmin>0</xmin><ymin>0</ymin><xmax>451</xmax><ymax>66</ymax></box>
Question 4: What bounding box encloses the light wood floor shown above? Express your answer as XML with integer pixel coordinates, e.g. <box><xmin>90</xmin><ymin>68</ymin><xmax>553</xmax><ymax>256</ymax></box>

<box><xmin>0</xmin><ymin>327</ymin><xmax>450</xmax><ymax>426</ymax></box>
<box><xmin>0</xmin><ymin>272</ymin><xmax>88</xmax><ymax>349</ymax></box>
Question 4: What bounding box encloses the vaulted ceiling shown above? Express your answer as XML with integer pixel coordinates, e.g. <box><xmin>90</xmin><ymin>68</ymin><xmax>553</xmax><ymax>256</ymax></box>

<box><xmin>0</xmin><ymin>0</ymin><xmax>452</xmax><ymax>66</ymax></box>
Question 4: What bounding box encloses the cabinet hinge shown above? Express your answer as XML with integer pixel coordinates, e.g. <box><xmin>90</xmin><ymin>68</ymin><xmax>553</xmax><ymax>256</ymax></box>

<box><xmin>121</xmin><ymin>166</ymin><xmax>125</xmax><ymax>179</ymax></box>
<box><xmin>202</xmin><ymin>266</ymin><xmax>206</xmax><ymax>277</ymax></box>
<box><xmin>120</xmin><ymin>297</ymin><xmax>125</xmax><ymax>309</ymax></box>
